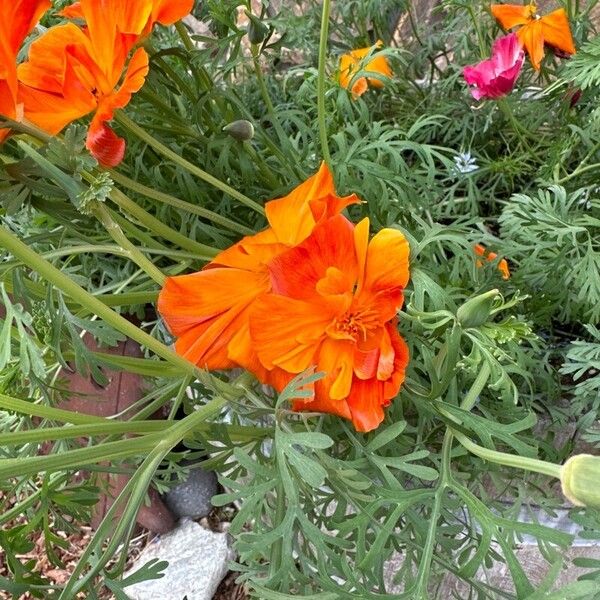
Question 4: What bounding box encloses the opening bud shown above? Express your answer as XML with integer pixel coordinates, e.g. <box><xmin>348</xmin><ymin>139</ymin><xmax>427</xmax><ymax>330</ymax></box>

<box><xmin>223</xmin><ymin>119</ymin><xmax>255</xmax><ymax>142</ymax></box>
<box><xmin>456</xmin><ymin>289</ymin><xmax>499</xmax><ymax>328</ymax></box>
<box><xmin>561</xmin><ymin>454</ymin><xmax>600</xmax><ymax>509</ymax></box>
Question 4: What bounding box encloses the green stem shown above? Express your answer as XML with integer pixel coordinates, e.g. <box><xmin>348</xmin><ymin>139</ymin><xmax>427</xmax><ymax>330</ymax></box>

<box><xmin>109</xmin><ymin>188</ymin><xmax>219</xmax><ymax>258</ymax></box>
<box><xmin>60</xmin><ymin>394</ymin><xmax>228</xmax><ymax>597</ymax></box>
<box><xmin>0</xmin><ymin>224</ymin><xmax>200</xmax><ymax>377</ymax></box>
<box><xmin>115</xmin><ymin>112</ymin><xmax>265</xmax><ymax>215</ymax></box>
<box><xmin>250</xmin><ymin>45</ymin><xmax>297</xmax><ymax>161</ymax></box>
<box><xmin>452</xmin><ymin>430</ymin><xmax>562</xmax><ymax>479</ymax></box>
<box><xmin>110</xmin><ymin>170</ymin><xmax>253</xmax><ymax>235</ymax></box>
<box><xmin>317</xmin><ymin>0</ymin><xmax>333</xmax><ymax>166</ymax></box>
<box><xmin>556</xmin><ymin>161</ymin><xmax>600</xmax><ymax>184</ymax></box>
<box><xmin>467</xmin><ymin>5</ymin><xmax>487</xmax><ymax>58</ymax></box>
<box><xmin>91</xmin><ymin>203</ymin><xmax>166</xmax><ymax>285</ymax></box>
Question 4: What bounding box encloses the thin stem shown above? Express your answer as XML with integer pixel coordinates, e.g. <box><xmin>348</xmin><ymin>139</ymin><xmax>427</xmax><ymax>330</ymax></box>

<box><xmin>556</xmin><ymin>161</ymin><xmax>600</xmax><ymax>184</ymax></box>
<box><xmin>115</xmin><ymin>112</ymin><xmax>265</xmax><ymax>215</ymax></box>
<box><xmin>108</xmin><ymin>188</ymin><xmax>220</xmax><ymax>258</ymax></box>
<box><xmin>317</xmin><ymin>0</ymin><xmax>333</xmax><ymax>166</ymax></box>
<box><xmin>452</xmin><ymin>430</ymin><xmax>562</xmax><ymax>479</ymax></box>
<box><xmin>110</xmin><ymin>170</ymin><xmax>253</xmax><ymax>235</ymax></box>
<box><xmin>91</xmin><ymin>203</ymin><xmax>166</xmax><ymax>285</ymax></box>
<box><xmin>250</xmin><ymin>45</ymin><xmax>298</xmax><ymax>164</ymax></box>
<box><xmin>0</xmin><ymin>224</ymin><xmax>200</xmax><ymax>377</ymax></box>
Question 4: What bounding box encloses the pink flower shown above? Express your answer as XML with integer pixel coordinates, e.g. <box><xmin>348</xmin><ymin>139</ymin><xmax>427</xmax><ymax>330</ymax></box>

<box><xmin>463</xmin><ymin>34</ymin><xmax>524</xmax><ymax>101</ymax></box>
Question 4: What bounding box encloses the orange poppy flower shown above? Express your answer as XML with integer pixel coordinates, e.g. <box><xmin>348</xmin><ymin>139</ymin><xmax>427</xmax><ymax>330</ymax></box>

<box><xmin>0</xmin><ymin>0</ymin><xmax>50</xmax><ymax>143</ymax></box>
<box><xmin>490</xmin><ymin>3</ymin><xmax>576</xmax><ymax>70</ymax></box>
<box><xmin>17</xmin><ymin>0</ymin><xmax>152</xmax><ymax>167</ymax></box>
<box><xmin>339</xmin><ymin>41</ymin><xmax>392</xmax><ymax>97</ymax></box>
<box><xmin>60</xmin><ymin>0</ymin><xmax>194</xmax><ymax>35</ymax></box>
<box><xmin>157</xmin><ymin>163</ymin><xmax>359</xmax><ymax>376</ymax></box>
<box><xmin>249</xmin><ymin>215</ymin><xmax>410</xmax><ymax>432</ymax></box>
<box><xmin>474</xmin><ymin>244</ymin><xmax>510</xmax><ymax>280</ymax></box>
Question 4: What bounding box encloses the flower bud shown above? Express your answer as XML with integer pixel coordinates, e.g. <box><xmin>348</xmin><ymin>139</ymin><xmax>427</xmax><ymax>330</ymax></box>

<box><xmin>561</xmin><ymin>454</ymin><xmax>600</xmax><ymax>509</ymax></box>
<box><xmin>245</xmin><ymin>11</ymin><xmax>269</xmax><ymax>45</ymax></box>
<box><xmin>456</xmin><ymin>289</ymin><xmax>499</xmax><ymax>328</ymax></box>
<box><xmin>223</xmin><ymin>119</ymin><xmax>255</xmax><ymax>142</ymax></box>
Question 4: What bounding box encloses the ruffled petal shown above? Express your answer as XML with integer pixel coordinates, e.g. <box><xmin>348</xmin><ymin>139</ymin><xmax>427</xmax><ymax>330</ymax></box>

<box><xmin>249</xmin><ymin>295</ymin><xmax>332</xmax><ymax>372</ymax></box>
<box><xmin>268</xmin><ymin>214</ymin><xmax>357</xmax><ymax>301</ymax></box>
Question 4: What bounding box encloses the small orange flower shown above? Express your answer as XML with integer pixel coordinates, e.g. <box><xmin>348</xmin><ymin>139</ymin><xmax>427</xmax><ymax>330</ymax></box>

<box><xmin>249</xmin><ymin>216</ymin><xmax>410</xmax><ymax>432</ymax></box>
<box><xmin>0</xmin><ymin>0</ymin><xmax>50</xmax><ymax>142</ymax></box>
<box><xmin>474</xmin><ymin>244</ymin><xmax>510</xmax><ymax>280</ymax></box>
<box><xmin>17</xmin><ymin>0</ymin><xmax>153</xmax><ymax>167</ymax></box>
<box><xmin>339</xmin><ymin>41</ymin><xmax>392</xmax><ymax>97</ymax></box>
<box><xmin>491</xmin><ymin>3</ymin><xmax>576</xmax><ymax>70</ymax></box>
<box><xmin>158</xmin><ymin>164</ymin><xmax>359</xmax><ymax>376</ymax></box>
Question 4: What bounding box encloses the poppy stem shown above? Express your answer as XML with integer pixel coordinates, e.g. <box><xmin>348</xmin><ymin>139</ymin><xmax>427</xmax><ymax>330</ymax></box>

<box><xmin>452</xmin><ymin>429</ymin><xmax>562</xmax><ymax>479</ymax></box>
<box><xmin>109</xmin><ymin>170</ymin><xmax>254</xmax><ymax>235</ymax></box>
<box><xmin>91</xmin><ymin>202</ymin><xmax>167</xmax><ymax>286</ymax></box>
<box><xmin>0</xmin><ymin>224</ymin><xmax>201</xmax><ymax>377</ymax></box>
<box><xmin>317</xmin><ymin>0</ymin><xmax>333</xmax><ymax>167</ymax></box>
<box><xmin>115</xmin><ymin>111</ymin><xmax>265</xmax><ymax>216</ymax></box>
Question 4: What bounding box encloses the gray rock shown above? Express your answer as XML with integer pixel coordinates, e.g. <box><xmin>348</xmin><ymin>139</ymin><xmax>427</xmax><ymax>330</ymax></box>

<box><xmin>164</xmin><ymin>468</ymin><xmax>218</xmax><ymax>520</ymax></box>
<box><xmin>123</xmin><ymin>519</ymin><xmax>233</xmax><ymax>600</ymax></box>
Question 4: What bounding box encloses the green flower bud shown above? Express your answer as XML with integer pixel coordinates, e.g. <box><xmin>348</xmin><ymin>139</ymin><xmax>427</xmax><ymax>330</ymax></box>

<box><xmin>456</xmin><ymin>289</ymin><xmax>499</xmax><ymax>328</ymax></box>
<box><xmin>246</xmin><ymin>11</ymin><xmax>269</xmax><ymax>45</ymax></box>
<box><xmin>561</xmin><ymin>454</ymin><xmax>600</xmax><ymax>509</ymax></box>
<box><xmin>223</xmin><ymin>119</ymin><xmax>255</xmax><ymax>141</ymax></box>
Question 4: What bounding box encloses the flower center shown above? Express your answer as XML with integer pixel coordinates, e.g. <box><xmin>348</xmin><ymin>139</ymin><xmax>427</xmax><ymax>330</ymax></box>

<box><xmin>331</xmin><ymin>307</ymin><xmax>380</xmax><ymax>341</ymax></box>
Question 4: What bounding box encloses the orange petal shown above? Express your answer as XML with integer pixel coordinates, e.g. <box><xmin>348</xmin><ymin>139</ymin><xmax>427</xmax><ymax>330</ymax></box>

<box><xmin>268</xmin><ymin>215</ymin><xmax>357</xmax><ymax>301</ymax></box>
<box><xmin>158</xmin><ymin>267</ymin><xmax>270</xmax><ymax>369</ymax></box>
<box><xmin>339</xmin><ymin>41</ymin><xmax>391</xmax><ymax>96</ymax></box>
<box><xmin>60</xmin><ymin>2</ymin><xmax>84</xmax><ymax>19</ymax></box>
<box><xmin>265</xmin><ymin>163</ymin><xmax>357</xmax><ymax>246</ymax></box>
<box><xmin>491</xmin><ymin>4</ymin><xmax>534</xmax><ymax>29</ymax></box>
<box><xmin>541</xmin><ymin>8</ymin><xmax>576</xmax><ymax>56</ymax></box>
<box><xmin>363</xmin><ymin>227</ymin><xmax>410</xmax><ymax>292</ymax></box>
<box><xmin>473</xmin><ymin>244</ymin><xmax>510</xmax><ymax>280</ymax></box>
<box><xmin>317</xmin><ymin>338</ymin><xmax>355</xmax><ymax>401</ymax></box>
<box><xmin>150</xmin><ymin>0</ymin><xmax>194</xmax><ymax>25</ymax></box>
<box><xmin>346</xmin><ymin>378</ymin><xmax>386</xmax><ymax>432</ymax></box>
<box><xmin>383</xmin><ymin>323</ymin><xmax>409</xmax><ymax>400</ymax></box>
<box><xmin>517</xmin><ymin>20</ymin><xmax>545</xmax><ymax>69</ymax></box>
<box><xmin>0</xmin><ymin>0</ymin><xmax>51</xmax><ymax>119</ymax></box>
<box><xmin>249</xmin><ymin>295</ymin><xmax>332</xmax><ymax>372</ymax></box>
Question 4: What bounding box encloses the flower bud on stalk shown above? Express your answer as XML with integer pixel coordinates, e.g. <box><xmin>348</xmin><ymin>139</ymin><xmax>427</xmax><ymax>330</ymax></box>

<box><xmin>223</xmin><ymin>119</ymin><xmax>255</xmax><ymax>141</ymax></box>
<box><xmin>457</xmin><ymin>289</ymin><xmax>499</xmax><ymax>328</ymax></box>
<box><xmin>245</xmin><ymin>11</ymin><xmax>269</xmax><ymax>45</ymax></box>
<box><xmin>561</xmin><ymin>454</ymin><xmax>600</xmax><ymax>508</ymax></box>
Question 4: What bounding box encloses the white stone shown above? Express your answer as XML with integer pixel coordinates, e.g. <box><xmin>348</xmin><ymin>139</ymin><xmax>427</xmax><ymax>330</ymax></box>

<box><xmin>123</xmin><ymin>519</ymin><xmax>233</xmax><ymax>600</ymax></box>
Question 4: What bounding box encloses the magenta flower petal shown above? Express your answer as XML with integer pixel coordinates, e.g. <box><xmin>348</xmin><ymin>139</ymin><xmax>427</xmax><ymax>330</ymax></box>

<box><xmin>463</xmin><ymin>33</ymin><xmax>525</xmax><ymax>100</ymax></box>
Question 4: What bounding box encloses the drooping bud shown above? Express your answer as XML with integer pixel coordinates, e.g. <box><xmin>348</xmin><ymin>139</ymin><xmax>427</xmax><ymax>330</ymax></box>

<box><xmin>223</xmin><ymin>119</ymin><xmax>255</xmax><ymax>141</ymax></box>
<box><xmin>456</xmin><ymin>289</ymin><xmax>499</xmax><ymax>328</ymax></box>
<box><xmin>560</xmin><ymin>454</ymin><xmax>600</xmax><ymax>509</ymax></box>
<box><xmin>245</xmin><ymin>11</ymin><xmax>269</xmax><ymax>45</ymax></box>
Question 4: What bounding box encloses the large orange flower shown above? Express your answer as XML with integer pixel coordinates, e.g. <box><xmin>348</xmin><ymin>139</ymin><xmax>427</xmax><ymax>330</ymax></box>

<box><xmin>339</xmin><ymin>41</ymin><xmax>392</xmax><ymax>97</ymax></box>
<box><xmin>0</xmin><ymin>0</ymin><xmax>50</xmax><ymax>143</ymax></box>
<box><xmin>491</xmin><ymin>3</ymin><xmax>576</xmax><ymax>70</ymax></box>
<box><xmin>249</xmin><ymin>215</ymin><xmax>410</xmax><ymax>432</ymax></box>
<box><xmin>17</xmin><ymin>0</ymin><xmax>156</xmax><ymax>166</ymax></box>
<box><xmin>158</xmin><ymin>164</ymin><xmax>359</xmax><ymax>376</ymax></box>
